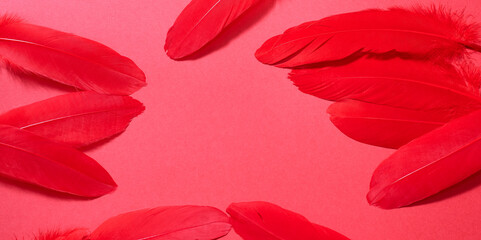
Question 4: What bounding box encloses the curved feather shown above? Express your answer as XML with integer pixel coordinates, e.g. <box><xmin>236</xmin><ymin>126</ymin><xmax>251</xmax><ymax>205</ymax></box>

<box><xmin>0</xmin><ymin>16</ymin><xmax>146</xmax><ymax>95</ymax></box>
<box><xmin>327</xmin><ymin>100</ymin><xmax>453</xmax><ymax>149</ymax></box>
<box><xmin>35</xmin><ymin>229</ymin><xmax>89</xmax><ymax>240</ymax></box>
<box><xmin>0</xmin><ymin>92</ymin><xmax>145</xmax><ymax>148</ymax></box>
<box><xmin>0</xmin><ymin>125</ymin><xmax>116</xmax><ymax>197</ymax></box>
<box><xmin>368</xmin><ymin>109</ymin><xmax>481</xmax><ymax>208</ymax></box>
<box><xmin>89</xmin><ymin>205</ymin><xmax>231</xmax><ymax>240</ymax></box>
<box><xmin>165</xmin><ymin>0</ymin><xmax>260</xmax><ymax>59</ymax></box>
<box><xmin>256</xmin><ymin>8</ymin><xmax>481</xmax><ymax>67</ymax></box>
<box><xmin>289</xmin><ymin>57</ymin><xmax>481</xmax><ymax>112</ymax></box>
<box><xmin>227</xmin><ymin>201</ymin><xmax>349</xmax><ymax>240</ymax></box>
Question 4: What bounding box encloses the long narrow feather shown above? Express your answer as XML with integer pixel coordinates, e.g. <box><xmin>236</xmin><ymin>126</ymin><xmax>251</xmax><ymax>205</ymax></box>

<box><xmin>165</xmin><ymin>0</ymin><xmax>260</xmax><ymax>59</ymax></box>
<box><xmin>327</xmin><ymin>100</ymin><xmax>451</xmax><ymax>148</ymax></box>
<box><xmin>0</xmin><ymin>16</ymin><xmax>146</xmax><ymax>95</ymax></box>
<box><xmin>368</xmin><ymin>109</ymin><xmax>481</xmax><ymax>208</ymax></box>
<box><xmin>89</xmin><ymin>205</ymin><xmax>231</xmax><ymax>240</ymax></box>
<box><xmin>0</xmin><ymin>125</ymin><xmax>116</xmax><ymax>197</ymax></box>
<box><xmin>227</xmin><ymin>201</ymin><xmax>349</xmax><ymax>240</ymax></box>
<box><xmin>256</xmin><ymin>8</ymin><xmax>481</xmax><ymax>67</ymax></box>
<box><xmin>0</xmin><ymin>91</ymin><xmax>144</xmax><ymax>148</ymax></box>
<box><xmin>289</xmin><ymin>57</ymin><xmax>481</xmax><ymax>112</ymax></box>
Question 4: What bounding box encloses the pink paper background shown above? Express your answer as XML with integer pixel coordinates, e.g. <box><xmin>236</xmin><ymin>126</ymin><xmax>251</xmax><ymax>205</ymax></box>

<box><xmin>1</xmin><ymin>0</ymin><xmax>481</xmax><ymax>239</ymax></box>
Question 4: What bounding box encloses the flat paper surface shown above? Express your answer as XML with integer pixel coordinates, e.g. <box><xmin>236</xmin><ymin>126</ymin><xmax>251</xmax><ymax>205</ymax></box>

<box><xmin>0</xmin><ymin>0</ymin><xmax>480</xmax><ymax>239</ymax></box>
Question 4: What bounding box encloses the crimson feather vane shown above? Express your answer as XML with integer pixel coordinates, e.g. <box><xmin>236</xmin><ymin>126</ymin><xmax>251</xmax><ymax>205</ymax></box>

<box><xmin>227</xmin><ymin>201</ymin><xmax>350</xmax><ymax>240</ymax></box>
<box><xmin>290</xmin><ymin>57</ymin><xmax>481</xmax><ymax>111</ymax></box>
<box><xmin>165</xmin><ymin>0</ymin><xmax>261</xmax><ymax>59</ymax></box>
<box><xmin>33</xmin><ymin>205</ymin><xmax>231</xmax><ymax>240</ymax></box>
<box><xmin>327</xmin><ymin>100</ymin><xmax>450</xmax><ymax>149</ymax></box>
<box><xmin>368</xmin><ymin>109</ymin><xmax>481</xmax><ymax>208</ymax></box>
<box><xmin>0</xmin><ymin>16</ymin><xmax>146</xmax><ymax>95</ymax></box>
<box><xmin>89</xmin><ymin>205</ymin><xmax>231</xmax><ymax>240</ymax></box>
<box><xmin>256</xmin><ymin>8</ymin><xmax>481</xmax><ymax>68</ymax></box>
<box><xmin>0</xmin><ymin>125</ymin><xmax>117</xmax><ymax>197</ymax></box>
<box><xmin>257</xmin><ymin>6</ymin><xmax>481</xmax><ymax>208</ymax></box>
<box><xmin>0</xmin><ymin>91</ymin><xmax>144</xmax><ymax>148</ymax></box>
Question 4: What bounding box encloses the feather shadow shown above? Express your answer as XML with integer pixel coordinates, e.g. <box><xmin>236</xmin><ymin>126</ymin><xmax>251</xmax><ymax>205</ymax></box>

<box><xmin>179</xmin><ymin>0</ymin><xmax>276</xmax><ymax>60</ymax></box>
<box><xmin>79</xmin><ymin>132</ymin><xmax>123</xmax><ymax>152</ymax></box>
<box><xmin>410</xmin><ymin>170</ymin><xmax>481</xmax><ymax>207</ymax></box>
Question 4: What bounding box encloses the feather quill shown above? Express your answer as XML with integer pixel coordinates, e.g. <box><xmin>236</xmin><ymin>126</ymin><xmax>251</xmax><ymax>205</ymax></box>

<box><xmin>0</xmin><ymin>91</ymin><xmax>144</xmax><ymax>148</ymax></box>
<box><xmin>256</xmin><ymin>8</ymin><xmax>481</xmax><ymax>67</ymax></box>
<box><xmin>227</xmin><ymin>201</ymin><xmax>349</xmax><ymax>240</ymax></box>
<box><xmin>368</xmin><ymin>109</ymin><xmax>481</xmax><ymax>208</ymax></box>
<box><xmin>89</xmin><ymin>205</ymin><xmax>231</xmax><ymax>240</ymax></box>
<box><xmin>0</xmin><ymin>125</ymin><xmax>116</xmax><ymax>197</ymax></box>
<box><xmin>327</xmin><ymin>100</ymin><xmax>451</xmax><ymax>148</ymax></box>
<box><xmin>0</xmin><ymin>16</ymin><xmax>146</xmax><ymax>95</ymax></box>
<box><xmin>165</xmin><ymin>0</ymin><xmax>260</xmax><ymax>59</ymax></box>
<box><xmin>289</xmin><ymin>57</ymin><xmax>481</xmax><ymax>112</ymax></box>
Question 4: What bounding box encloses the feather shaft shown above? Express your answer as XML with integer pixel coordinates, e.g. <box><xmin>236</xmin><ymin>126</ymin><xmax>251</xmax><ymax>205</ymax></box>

<box><xmin>256</xmin><ymin>8</ymin><xmax>481</xmax><ymax>67</ymax></box>
<box><xmin>327</xmin><ymin>100</ymin><xmax>453</xmax><ymax>148</ymax></box>
<box><xmin>0</xmin><ymin>91</ymin><xmax>144</xmax><ymax>148</ymax></box>
<box><xmin>368</xmin><ymin>109</ymin><xmax>481</xmax><ymax>208</ymax></box>
<box><xmin>89</xmin><ymin>205</ymin><xmax>231</xmax><ymax>240</ymax></box>
<box><xmin>289</xmin><ymin>57</ymin><xmax>481</xmax><ymax>112</ymax></box>
<box><xmin>165</xmin><ymin>0</ymin><xmax>260</xmax><ymax>59</ymax></box>
<box><xmin>0</xmin><ymin>125</ymin><xmax>116</xmax><ymax>197</ymax></box>
<box><xmin>0</xmin><ymin>16</ymin><xmax>146</xmax><ymax>95</ymax></box>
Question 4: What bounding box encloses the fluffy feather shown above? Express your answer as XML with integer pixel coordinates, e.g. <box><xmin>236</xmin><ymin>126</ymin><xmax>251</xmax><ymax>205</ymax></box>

<box><xmin>165</xmin><ymin>0</ymin><xmax>260</xmax><ymax>59</ymax></box>
<box><xmin>327</xmin><ymin>100</ymin><xmax>451</xmax><ymax>148</ymax></box>
<box><xmin>368</xmin><ymin>109</ymin><xmax>481</xmax><ymax>208</ymax></box>
<box><xmin>0</xmin><ymin>16</ymin><xmax>146</xmax><ymax>95</ymax></box>
<box><xmin>0</xmin><ymin>91</ymin><xmax>144</xmax><ymax>148</ymax></box>
<box><xmin>289</xmin><ymin>57</ymin><xmax>481</xmax><ymax>113</ymax></box>
<box><xmin>227</xmin><ymin>201</ymin><xmax>349</xmax><ymax>240</ymax></box>
<box><xmin>0</xmin><ymin>125</ymin><xmax>116</xmax><ymax>197</ymax></box>
<box><xmin>89</xmin><ymin>205</ymin><xmax>231</xmax><ymax>240</ymax></box>
<box><xmin>256</xmin><ymin>8</ymin><xmax>481</xmax><ymax>67</ymax></box>
<box><xmin>33</xmin><ymin>229</ymin><xmax>89</xmax><ymax>240</ymax></box>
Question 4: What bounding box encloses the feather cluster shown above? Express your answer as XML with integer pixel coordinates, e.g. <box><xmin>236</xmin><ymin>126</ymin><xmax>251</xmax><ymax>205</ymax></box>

<box><xmin>256</xmin><ymin>7</ymin><xmax>481</xmax><ymax>208</ymax></box>
<box><xmin>31</xmin><ymin>202</ymin><xmax>349</xmax><ymax>240</ymax></box>
<box><xmin>0</xmin><ymin>16</ymin><xmax>145</xmax><ymax>197</ymax></box>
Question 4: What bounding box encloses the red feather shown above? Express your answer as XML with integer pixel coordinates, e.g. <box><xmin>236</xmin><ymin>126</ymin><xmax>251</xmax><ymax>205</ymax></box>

<box><xmin>368</xmin><ymin>109</ymin><xmax>481</xmax><ymax>208</ymax></box>
<box><xmin>327</xmin><ymin>100</ymin><xmax>451</xmax><ymax>148</ymax></box>
<box><xmin>227</xmin><ymin>201</ymin><xmax>349</xmax><ymax>240</ymax></box>
<box><xmin>314</xmin><ymin>224</ymin><xmax>349</xmax><ymax>240</ymax></box>
<box><xmin>89</xmin><ymin>205</ymin><xmax>231</xmax><ymax>240</ymax></box>
<box><xmin>256</xmin><ymin>8</ymin><xmax>481</xmax><ymax>68</ymax></box>
<box><xmin>0</xmin><ymin>125</ymin><xmax>116</xmax><ymax>197</ymax></box>
<box><xmin>0</xmin><ymin>92</ymin><xmax>144</xmax><ymax>148</ymax></box>
<box><xmin>0</xmin><ymin>16</ymin><xmax>146</xmax><ymax>95</ymax></box>
<box><xmin>289</xmin><ymin>57</ymin><xmax>481</xmax><ymax>113</ymax></box>
<box><xmin>34</xmin><ymin>229</ymin><xmax>89</xmax><ymax>240</ymax></box>
<box><xmin>165</xmin><ymin>0</ymin><xmax>260</xmax><ymax>59</ymax></box>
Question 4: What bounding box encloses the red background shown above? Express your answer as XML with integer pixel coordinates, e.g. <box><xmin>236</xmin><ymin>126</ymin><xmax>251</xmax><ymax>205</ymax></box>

<box><xmin>1</xmin><ymin>0</ymin><xmax>481</xmax><ymax>239</ymax></box>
